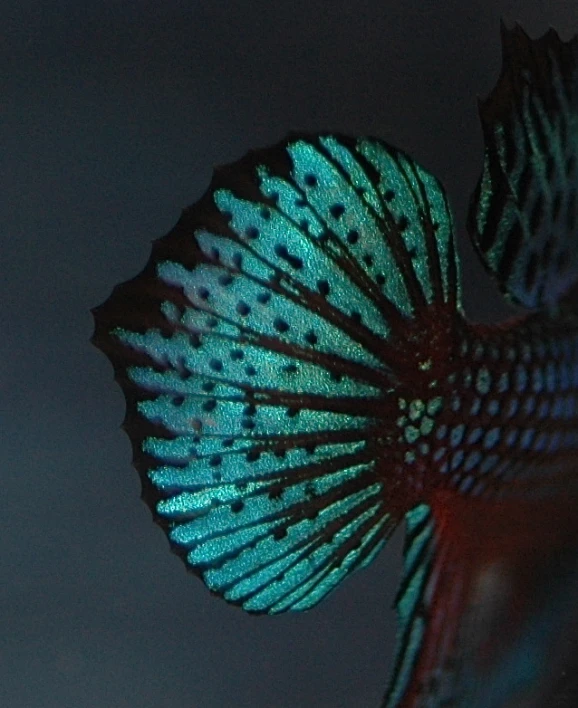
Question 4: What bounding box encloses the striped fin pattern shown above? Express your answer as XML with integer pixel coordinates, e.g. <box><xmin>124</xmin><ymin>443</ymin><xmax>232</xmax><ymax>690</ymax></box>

<box><xmin>383</xmin><ymin>504</ymin><xmax>440</xmax><ymax>707</ymax></box>
<box><xmin>468</xmin><ymin>24</ymin><xmax>578</xmax><ymax>309</ymax></box>
<box><xmin>383</xmin><ymin>493</ymin><xmax>578</xmax><ymax>707</ymax></box>
<box><xmin>382</xmin><ymin>503</ymin><xmax>466</xmax><ymax>708</ymax></box>
<box><xmin>92</xmin><ymin>134</ymin><xmax>461</xmax><ymax>614</ymax></box>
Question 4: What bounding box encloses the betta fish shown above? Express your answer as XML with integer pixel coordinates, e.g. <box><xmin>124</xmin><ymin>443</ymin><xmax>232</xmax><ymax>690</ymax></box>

<box><xmin>93</xmin><ymin>24</ymin><xmax>578</xmax><ymax>708</ymax></box>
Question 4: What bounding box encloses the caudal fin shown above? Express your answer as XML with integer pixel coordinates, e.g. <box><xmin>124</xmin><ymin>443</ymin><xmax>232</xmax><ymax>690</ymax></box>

<box><xmin>92</xmin><ymin>133</ymin><xmax>462</xmax><ymax>614</ymax></box>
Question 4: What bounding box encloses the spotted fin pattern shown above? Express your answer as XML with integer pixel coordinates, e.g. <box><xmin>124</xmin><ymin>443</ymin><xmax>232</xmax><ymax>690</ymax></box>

<box><xmin>468</xmin><ymin>24</ymin><xmax>578</xmax><ymax>309</ymax></box>
<box><xmin>92</xmin><ymin>134</ymin><xmax>460</xmax><ymax>614</ymax></box>
<box><xmin>93</xmin><ymin>25</ymin><xmax>578</xmax><ymax>708</ymax></box>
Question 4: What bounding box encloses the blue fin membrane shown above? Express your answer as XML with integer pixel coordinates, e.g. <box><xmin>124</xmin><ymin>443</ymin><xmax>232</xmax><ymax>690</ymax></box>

<box><xmin>468</xmin><ymin>24</ymin><xmax>578</xmax><ymax>310</ymax></box>
<box><xmin>92</xmin><ymin>134</ymin><xmax>462</xmax><ymax>613</ymax></box>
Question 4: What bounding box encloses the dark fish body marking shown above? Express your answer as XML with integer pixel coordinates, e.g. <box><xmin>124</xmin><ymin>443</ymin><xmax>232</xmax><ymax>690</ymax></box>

<box><xmin>93</xmin><ymin>24</ymin><xmax>578</xmax><ymax>708</ymax></box>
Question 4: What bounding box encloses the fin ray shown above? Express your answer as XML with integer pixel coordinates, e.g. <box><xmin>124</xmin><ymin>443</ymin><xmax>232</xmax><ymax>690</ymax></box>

<box><xmin>468</xmin><ymin>25</ymin><xmax>578</xmax><ymax>308</ymax></box>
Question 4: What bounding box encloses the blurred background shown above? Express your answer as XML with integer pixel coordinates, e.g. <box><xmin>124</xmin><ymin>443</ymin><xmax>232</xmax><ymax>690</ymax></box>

<box><xmin>2</xmin><ymin>1</ymin><xmax>578</xmax><ymax>706</ymax></box>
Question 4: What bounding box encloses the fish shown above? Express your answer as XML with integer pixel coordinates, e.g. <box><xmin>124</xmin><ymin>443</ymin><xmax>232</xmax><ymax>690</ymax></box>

<box><xmin>92</xmin><ymin>23</ymin><xmax>578</xmax><ymax>708</ymax></box>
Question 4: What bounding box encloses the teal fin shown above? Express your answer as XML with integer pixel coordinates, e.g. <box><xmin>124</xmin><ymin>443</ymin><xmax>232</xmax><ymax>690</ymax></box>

<box><xmin>92</xmin><ymin>133</ymin><xmax>461</xmax><ymax>614</ymax></box>
<box><xmin>382</xmin><ymin>504</ymin><xmax>437</xmax><ymax>707</ymax></box>
<box><xmin>382</xmin><ymin>504</ymin><xmax>465</xmax><ymax>707</ymax></box>
<box><xmin>468</xmin><ymin>24</ymin><xmax>578</xmax><ymax>309</ymax></box>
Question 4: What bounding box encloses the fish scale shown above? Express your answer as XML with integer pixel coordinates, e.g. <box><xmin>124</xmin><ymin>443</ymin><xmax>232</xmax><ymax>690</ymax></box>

<box><xmin>399</xmin><ymin>316</ymin><xmax>578</xmax><ymax>500</ymax></box>
<box><xmin>93</xmin><ymin>23</ymin><xmax>578</xmax><ymax>708</ymax></box>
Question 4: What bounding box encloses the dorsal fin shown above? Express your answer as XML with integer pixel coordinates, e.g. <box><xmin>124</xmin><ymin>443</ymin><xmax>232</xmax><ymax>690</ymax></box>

<box><xmin>382</xmin><ymin>503</ymin><xmax>467</xmax><ymax>708</ymax></box>
<box><xmin>468</xmin><ymin>24</ymin><xmax>578</xmax><ymax>309</ymax></box>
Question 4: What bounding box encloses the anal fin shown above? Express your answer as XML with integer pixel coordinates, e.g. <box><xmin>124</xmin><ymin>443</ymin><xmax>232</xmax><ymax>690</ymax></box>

<box><xmin>383</xmin><ymin>491</ymin><xmax>578</xmax><ymax>707</ymax></box>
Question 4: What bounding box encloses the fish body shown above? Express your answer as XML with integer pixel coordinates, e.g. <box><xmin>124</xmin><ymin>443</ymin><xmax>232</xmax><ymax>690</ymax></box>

<box><xmin>93</xmin><ymin>24</ymin><xmax>578</xmax><ymax>708</ymax></box>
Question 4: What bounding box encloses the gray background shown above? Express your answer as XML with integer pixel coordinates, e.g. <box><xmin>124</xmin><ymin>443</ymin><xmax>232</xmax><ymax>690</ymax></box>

<box><xmin>2</xmin><ymin>1</ymin><xmax>577</xmax><ymax>707</ymax></box>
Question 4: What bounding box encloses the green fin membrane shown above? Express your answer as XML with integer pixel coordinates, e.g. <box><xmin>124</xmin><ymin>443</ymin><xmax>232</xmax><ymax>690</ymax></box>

<box><xmin>468</xmin><ymin>24</ymin><xmax>578</xmax><ymax>309</ymax></box>
<box><xmin>92</xmin><ymin>133</ymin><xmax>461</xmax><ymax>613</ymax></box>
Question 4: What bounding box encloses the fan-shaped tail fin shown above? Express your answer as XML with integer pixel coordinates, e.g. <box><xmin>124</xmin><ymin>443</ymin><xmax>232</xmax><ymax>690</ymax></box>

<box><xmin>92</xmin><ymin>133</ymin><xmax>463</xmax><ymax>613</ymax></box>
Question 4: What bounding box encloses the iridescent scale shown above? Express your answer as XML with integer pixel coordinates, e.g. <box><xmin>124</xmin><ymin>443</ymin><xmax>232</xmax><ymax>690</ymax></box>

<box><xmin>396</xmin><ymin>320</ymin><xmax>578</xmax><ymax>500</ymax></box>
<box><xmin>93</xmin><ymin>25</ymin><xmax>578</xmax><ymax>708</ymax></box>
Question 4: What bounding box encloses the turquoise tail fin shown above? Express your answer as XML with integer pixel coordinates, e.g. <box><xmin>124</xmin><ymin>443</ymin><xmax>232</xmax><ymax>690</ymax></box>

<box><xmin>92</xmin><ymin>133</ymin><xmax>462</xmax><ymax>614</ymax></box>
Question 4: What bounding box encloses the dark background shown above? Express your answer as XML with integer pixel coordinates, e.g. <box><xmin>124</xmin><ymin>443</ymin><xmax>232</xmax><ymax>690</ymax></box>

<box><xmin>2</xmin><ymin>1</ymin><xmax>578</xmax><ymax>707</ymax></box>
